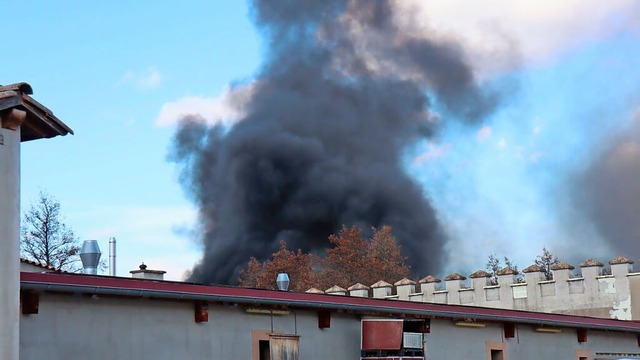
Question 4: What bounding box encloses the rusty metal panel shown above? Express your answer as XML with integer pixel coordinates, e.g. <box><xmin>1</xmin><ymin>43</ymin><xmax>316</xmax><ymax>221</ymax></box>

<box><xmin>361</xmin><ymin>319</ymin><xmax>403</xmax><ymax>350</ymax></box>
<box><xmin>270</xmin><ymin>334</ymin><xmax>300</xmax><ymax>360</ymax></box>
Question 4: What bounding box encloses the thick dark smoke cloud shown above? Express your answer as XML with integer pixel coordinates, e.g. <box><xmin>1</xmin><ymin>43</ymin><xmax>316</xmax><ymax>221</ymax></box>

<box><xmin>574</xmin><ymin>114</ymin><xmax>640</xmax><ymax>259</ymax></box>
<box><xmin>172</xmin><ymin>0</ymin><xmax>501</xmax><ymax>284</ymax></box>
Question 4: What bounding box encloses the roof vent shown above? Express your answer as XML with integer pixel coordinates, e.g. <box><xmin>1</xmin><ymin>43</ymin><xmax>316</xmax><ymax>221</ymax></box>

<box><xmin>79</xmin><ymin>240</ymin><xmax>102</xmax><ymax>275</ymax></box>
<box><xmin>130</xmin><ymin>262</ymin><xmax>166</xmax><ymax>280</ymax></box>
<box><xmin>276</xmin><ymin>273</ymin><xmax>290</xmax><ymax>291</ymax></box>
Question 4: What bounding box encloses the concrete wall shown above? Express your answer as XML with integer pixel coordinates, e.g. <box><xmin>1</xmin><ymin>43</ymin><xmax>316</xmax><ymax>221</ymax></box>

<box><xmin>427</xmin><ymin>319</ymin><xmax>640</xmax><ymax>360</ymax></box>
<box><xmin>21</xmin><ymin>292</ymin><xmax>640</xmax><ymax>360</ymax></box>
<box><xmin>416</xmin><ymin>266</ymin><xmax>639</xmax><ymax>320</ymax></box>
<box><xmin>1</xmin><ymin>122</ymin><xmax>21</xmax><ymax>360</ymax></box>
<box><xmin>20</xmin><ymin>293</ymin><xmax>361</xmax><ymax>360</ymax></box>
<box><xmin>425</xmin><ymin>320</ymin><xmax>504</xmax><ymax>359</ymax></box>
<box><xmin>326</xmin><ymin>263</ymin><xmax>640</xmax><ymax>321</ymax></box>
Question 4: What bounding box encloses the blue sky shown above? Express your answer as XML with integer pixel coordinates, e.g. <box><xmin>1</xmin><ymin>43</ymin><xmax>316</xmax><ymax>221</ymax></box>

<box><xmin>3</xmin><ymin>1</ymin><xmax>640</xmax><ymax>279</ymax></box>
<box><xmin>3</xmin><ymin>1</ymin><xmax>262</xmax><ymax>278</ymax></box>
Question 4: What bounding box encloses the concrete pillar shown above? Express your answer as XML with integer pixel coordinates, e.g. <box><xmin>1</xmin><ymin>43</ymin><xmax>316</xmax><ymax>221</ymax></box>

<box><xmin>497</xmin><ymin>267</ymin><xmax>518</xmax><ymax>309</ymax></box>
<box><xmin>347</xmin><ymin>283</ymin><xmax>370</xmax><ymax>297</ymax></box>
<box><xmin>469</xmin><ymin>270</ymin><xmax>492</xmax><ymax>289</ymax></box>
<box><xmin>469</xmin><ymin>270</ymin><xmax>491</xmax><ymax>306</ymax></box>
<box><xmin>0</xmin><ymin>120</ymin><xmax>21</xmax><ymax>360</ymax></box>
<box><xmin>523</xmin><ymin>265</ymin><xmax>545</xmax><ymax>311</ymax></box>
<box><xmin>580</xmin><ymin>259</ymin><xmax>604</xmax><ymax>307</ymax></box>
<box><xmin>371</xmin><ymin>280</ymin><xmax>393</xmax><ymax>299</ymax></box>
<box><xmin>305</xmin><ymin>288</ymin><xmax>324</xmax><ymax>294</ymax></box>
<box><xmin>610</xmin><ymin>257</ymin><xmax>633</xmax><ymax>277</ymax></box>
<box><xmin>444</xmin><ymin>273</ymin><xmax>466</xmax><ymax>304</ymax></box>
<box><xmin>325</xmin><ymin>285</ymin><xmax>347</xmax><ymax>296</ymax></box>
<box><xmin>551</xmin><ymin>262</ymin><xmax>574</xmax><ymax>300</ymax></box>
<box><xmin>394</xmin><ymin>278</ymin><xmax>416</xmax><ymax>300</ymax></box>
<box><xmin>580</xmin><ymin>259</ymin><xmax>603</xmax><ymax>279</ymax></box>
<box><xmin>418</xmin><ymin>276</ymin><xmax>441</xmax><ymax>302</ymax></box>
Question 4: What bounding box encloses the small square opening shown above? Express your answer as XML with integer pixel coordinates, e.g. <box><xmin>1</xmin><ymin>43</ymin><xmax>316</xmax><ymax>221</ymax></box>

<box><xmin>491</xmin><ymin>349</ymin><xmax>504</xmax><ymax>360</ymax></box>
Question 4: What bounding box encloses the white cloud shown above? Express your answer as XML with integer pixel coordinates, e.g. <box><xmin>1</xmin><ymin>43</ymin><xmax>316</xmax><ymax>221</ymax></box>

<box><xmin>118</xmin><ymin>67</ymin><xmax>162</xmax><ymax>90</ymax></box>
<box><xmin>497</xmin><ymin>138</ymin><xmax>507</xmax><ymax>149</ymax></box>
<box><xmin>397</xmin><ymin>1</ymin><xmax>638</xmax><ymax>69</ymax></box>
<box><xmin>155</xmin><ymin>82</ymin><xmax>256</xmax><ymax>127</ymax></box>
<box><xmin>477</xmin><ymin>125</ymin><xmax>492</xmax><ymax>142</ymax></box>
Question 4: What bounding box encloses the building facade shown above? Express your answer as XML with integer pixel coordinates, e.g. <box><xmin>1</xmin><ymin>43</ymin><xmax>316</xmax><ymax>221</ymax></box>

<box><xmin>19</xmin><ymin>271</ymin><xmax>640</xmax><ymax>360</ymax></box>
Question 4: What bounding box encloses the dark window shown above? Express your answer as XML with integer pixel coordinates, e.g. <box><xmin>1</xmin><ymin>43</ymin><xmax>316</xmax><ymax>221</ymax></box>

<box><xmin>491</xmin><ymin>349</ymin><xmax>504</xmax><ymax>360</ymax></box>
<box><xmin>403</xmin><ymin>319</ymin><xmax>430</xmax><ymax>333</ymax></box>
<box><xmin>259</xmin><ymin>340</ymin><xmax>270</xmax><ymax>360</ymax></box>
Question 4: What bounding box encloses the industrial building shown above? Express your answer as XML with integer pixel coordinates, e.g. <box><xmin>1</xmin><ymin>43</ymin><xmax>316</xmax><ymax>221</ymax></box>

<box><xmin>18</xmin><ymin>269</ymin><xmax>640</xmax><ymax>360</ymax></box>
<box><xmin>6</xmin><ymin>82</ymin><xmax>640</xmax><ymax>359</ymax></box>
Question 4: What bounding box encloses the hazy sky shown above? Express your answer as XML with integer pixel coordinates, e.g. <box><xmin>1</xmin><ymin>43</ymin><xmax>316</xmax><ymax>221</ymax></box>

<box><xmin>3</xmin><ymin>1</ymin><xmax>640</xmax><ymax>280</ymax></box>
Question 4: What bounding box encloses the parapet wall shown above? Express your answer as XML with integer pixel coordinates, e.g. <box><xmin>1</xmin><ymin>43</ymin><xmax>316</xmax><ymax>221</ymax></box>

<box><xmin>309</xmin><ymin>257</ymin><xmax>640</xmax><ymax>321</ymax></box>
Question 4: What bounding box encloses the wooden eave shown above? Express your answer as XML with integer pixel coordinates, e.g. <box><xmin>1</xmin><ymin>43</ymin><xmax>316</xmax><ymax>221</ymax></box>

<box><xmin>0</xmin><ymin>82</ymin><xmax>73</xmax><ymax>142</ymax></box>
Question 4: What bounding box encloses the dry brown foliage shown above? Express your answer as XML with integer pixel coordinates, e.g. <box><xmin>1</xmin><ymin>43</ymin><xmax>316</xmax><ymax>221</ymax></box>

<box><xmin>238</xmin><ymin>225</ymin><xmax>410</xmax><ymax>291</ymax></box>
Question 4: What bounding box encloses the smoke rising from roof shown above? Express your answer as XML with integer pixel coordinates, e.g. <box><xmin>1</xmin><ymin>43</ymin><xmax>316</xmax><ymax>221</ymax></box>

<box><xmin>171</xmin><ymin>0</ymin><xmax>504</xmax><ymax>284</ymax></box>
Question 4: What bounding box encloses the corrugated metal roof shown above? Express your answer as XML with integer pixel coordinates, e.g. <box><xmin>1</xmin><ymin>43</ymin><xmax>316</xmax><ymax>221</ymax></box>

<box><xmin>0</xmin><ymin>82</ymin><xmax>73</xmax><ymax>142</ymax></box>
<box><xmin>20</xmin><ymin>271</ymin><xmax>640</xmax><ymax>333</ymax></box>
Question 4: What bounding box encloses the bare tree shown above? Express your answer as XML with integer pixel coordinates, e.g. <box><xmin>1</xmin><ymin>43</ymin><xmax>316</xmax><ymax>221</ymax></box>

<box><xmin>534</xmin><ymin>247</ymin><xmax>560</xmax><ymax>280</ymax></box>
<box><xmin>486</xmin><ymin>254</ymin><xmax>501</xmax><ymax>285</ymax></box>
<box><xmin>486</xmin><ymin>254</ymin><xmax>522</xmax><ymax>284</ymax></box>
<box><xmin>20</xmin><ymin>191</ymin><xmax>81</xmax><ymax>271</ymax></box>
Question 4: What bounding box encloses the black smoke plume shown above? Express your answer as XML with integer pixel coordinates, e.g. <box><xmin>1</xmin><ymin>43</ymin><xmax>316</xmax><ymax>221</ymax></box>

<box><xmin>573</xmin><ymin>114</ymin><xmax>640</xmax><ymax>259</ymax></box>
<box><xmin>172</xmin><ymin>0</ymin><xmax>501</xmax><ymax>284</ymax></box>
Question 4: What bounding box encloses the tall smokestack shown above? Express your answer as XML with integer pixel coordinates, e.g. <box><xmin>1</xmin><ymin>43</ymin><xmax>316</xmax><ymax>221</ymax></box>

<box><xmin>109</xmin><ymin>237</ymin><xmax>116</xmax><ymax>276</ymax></box>
<box><xmin>80</xmin><ymin>240</ymin><xmax>101</xmax><ymax>275</ymax></box>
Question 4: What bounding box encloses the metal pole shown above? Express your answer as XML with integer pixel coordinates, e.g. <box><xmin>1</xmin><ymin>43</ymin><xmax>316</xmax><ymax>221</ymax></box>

<box><xmin>109</xmin><ymin>237</ymin><xmax>116</xmax><ymax>276</ymax></box>
<box><xmin>0</xmin><ymin>122</ymin><xmax>21</xmax><ymax>360</ymax></box>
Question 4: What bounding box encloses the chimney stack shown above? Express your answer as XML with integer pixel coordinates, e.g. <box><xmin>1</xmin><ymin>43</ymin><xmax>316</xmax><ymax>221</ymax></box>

<box><xmin>79</xmin><ymin>240</ymin><xmax>102</xmax><ymax>275</ymax></box>
<box><xmin>109</xmin><ymin>237</ymin><xmax>116</xmax><ymax>276</ymax></box>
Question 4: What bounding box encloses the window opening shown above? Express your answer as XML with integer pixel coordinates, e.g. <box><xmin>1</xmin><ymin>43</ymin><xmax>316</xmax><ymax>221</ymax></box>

<box><xmin>491</xmin><ymin>349</ymin><xmax>504</xmax><ymax>360</ymax></box>
<box><xmin>259</xmin><ymin>340</ymin><xmax>270</xmax><ymax>360</ymax></box>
